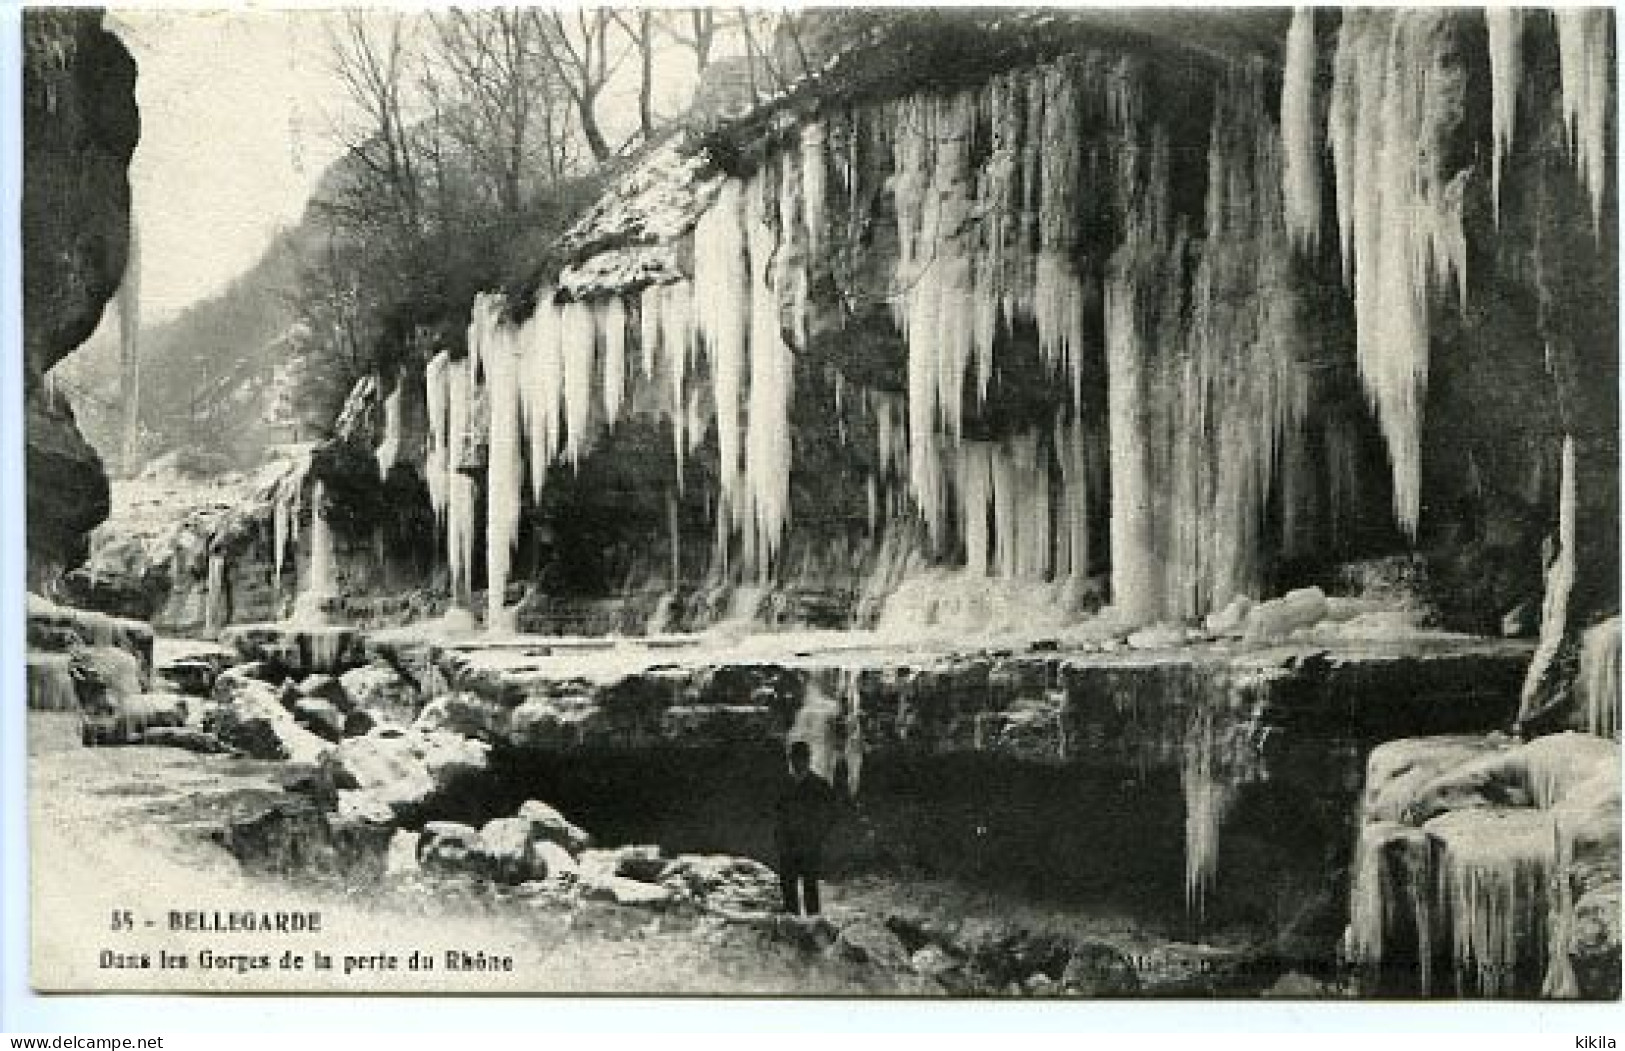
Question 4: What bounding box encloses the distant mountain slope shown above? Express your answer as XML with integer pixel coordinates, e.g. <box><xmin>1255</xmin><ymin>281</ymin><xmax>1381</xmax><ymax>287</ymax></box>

<box><xmin>54</xmin><ymin>220</ymin><xmax>311</xmax><ymax>474</ymax></box>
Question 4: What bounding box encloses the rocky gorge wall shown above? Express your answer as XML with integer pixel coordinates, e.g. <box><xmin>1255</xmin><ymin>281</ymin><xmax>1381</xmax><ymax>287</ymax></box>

<box><xmin>22</xmin><ymin>9</ymin><xmax>139</xmax><ymax>582</ymax></box>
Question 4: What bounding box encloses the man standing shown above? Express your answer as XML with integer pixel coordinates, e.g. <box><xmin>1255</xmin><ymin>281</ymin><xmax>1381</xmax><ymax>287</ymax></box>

<box><xmin>774</xmin><ymin>740</ymin><xmax>839</xmax><ymax>916</ymax></box>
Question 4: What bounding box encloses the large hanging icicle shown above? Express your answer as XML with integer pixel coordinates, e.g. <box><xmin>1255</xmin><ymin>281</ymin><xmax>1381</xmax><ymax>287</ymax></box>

<box><xmin>375</xmin><ymin>380</ymin><xmax>404</xmax><ymax>478</ymax></box>
<box><xmin>1485</xmin><ymin>7</ymin><xmax>1523</xmax><ymax>224</ymax></box>
<box><xmin>1281</xmin><ymin>7</ymin><xmax>1321</xmax><ymax>250</ymax></box>
<box><xmin>291</xmin><ymin>480</ymin><xmax>335</xmax><ymax>625</ymax></box>
<box><xmin>693</xmin><ymin>179</ymin><xmax>751</xmax><ymax>551</ymax></box>
<box><xmin>1554</xmin><ymin>8</ymin><xmax>1612</xmax><ymax>232</ymax></box>
<box><xmin>1327</xmin><ymin>9</ymin><xmax>1469</xmax><ymax>537</ymax></box>
<box><xmin>1104</xmin><ymin>133</ymin><xmax>1176</xmax><ymax>626</ymax></box>
<box><xmin>800</xmin><ymin>122</ymin><xmax>828</xmax><ymax>261</ymax></box>
<box><xmin>745</xmin><ymin>174</ymin><xmax>794</xmax><ymax>577</ymax></box>
<box><xmin>560</xmin><ymin>299</ymin><xmax>598</xmax><ymax>468</ymax></box>
<box><xmin>660</xmin><ymin>280</ymin><xmax>696</xmax><ymax>483</ymax></box>
<box><xmin>599</xmin><ymin>297</ymin><xmax>628</xmax><ymax>425</ymax></box>
<box><xmin>1578</xmin><ymin>616</ymin><xmax>1621</xmax><ymax>740</ymax></box>
<box><xmin>444</xmin><ymin>354</ymin><xmax>477</xmax><ymax>607</ymax></box>
<box><xmin>425</xmin><ymin>350</ymin><xmax>451</xmax><ymax>522</ymax></box>
<box><xmin>1034</xmin><ymin>63</ymin><xmax>1089</xmax><ymax>408</ymax></box>
<box><xmin>204</xmin><ymin>551</ymin><xmax>227</xmax><ymax>634</ymax></box>
<box><xmin>519</xmin><ymin>298</ymin><xmax>563</xmax><ymax>500</ymax></box>
<box><xmin>477</xmin><ymin>295</ymin><xmax>523</xmax><ymax>632</ymax></box>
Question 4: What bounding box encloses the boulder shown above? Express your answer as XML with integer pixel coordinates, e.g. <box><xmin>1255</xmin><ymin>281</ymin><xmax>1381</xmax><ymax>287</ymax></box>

<box><xmin>1242</xmin><ymin>587</ymin><xmax>1329</xmax><ymax>642</ymax></box>
<box><xmin>80</xmin><ymin>691</ymin><xmax>189</xmax><ymax>746</ymax></box>
<box><xmin>320</xmin><ymin>730</ymin><xmax>488</xmax><ymax>820</ymax></box>
<box><xmin>1060</xmin><ymin>942</ymin><xmax>1141</xmax><ymax>996</ymax></box>
<box><xmin>659</xmin><ymin>854</ymin><xmax>781</xmax><ymax>914</ymax></box>
<box><xmin>515</xmin><ymin>800</ymin><xmax>591</xmax><ymax>856</ymax></box>
<box><xmin>278</xmin><ymin>762</ymin><xmax>340</xmax><ymax>811</ymax></box>
<box><xmin>475</xmin><ymin>817</ymin><xmax>543</xmax><ymax>884</ymax></box>
<box><xmin>417</xmin><ymin>821</ymin><xmax>485</xmax><ymax>877</ymax></box>
<box><xmin>291</xmin><ymin>697</ymin><xmax>347</xmax><ymax>742</ymax></box>
<box><xmin>321</xmin><ymin>733</ymin><xmax>437</xmax><ymax>817</ymax></box>
<box><xmin>1204</xmin><ymin>596</ymin><xmax>1253</xmax><ymax>637</ymax></box>
<box><xmin>413</xmin><ymin>692</ymin><xmax>500</xmax><ymax>740</ymax></box>
<box><xmin>343</xmin><ymin>709</ymin><xmax>377</xmax><ymax>738</ymax></box>
<box><xmin>154</xmin><ymin>640</ymin><xmax>237</xmax><ymax>697</ymax></box>
<box><xmin>335</xmin><ymin>790</ymin><xmax>398</xmax><ymax>827</ymax></box>
<box><xmin>415</xmin><ymin>730</ymin><xmax>491</xmax><ymax>793</ymax></box>
<box><xmin>339</xmin><ymin>662</ymin><xmax>420</xmax><ymax>726</ymax></box>
<box><xmin>28</xmin><ymin>596</ymin><xmax>153</xmax><ymax>674</ymax></box>
<box><xmin>68</xmin><ymin>645</ymin><xmax>144</xmax><ymax>710</ymax></box>
<box><xmin>834</xmin><ymin>918</ymin><xmax>911</xmax><ymax>970</ymax></box>
<box><xmin>211</xmin><ymin>678</ymin><xmax>331</xmax><ymax>763</ymax></box>
<box><xmin>1126</xmin><ymin>623</ymin><xmax>1187</xmax><ymax>651</ymax></box>
<box><xmin>534</xmin><ymin>841</ymin><xmax>580</xmax><ymax>881</ymax></box>
<box><xmin>1360</xmin><ymin>734</ymin><xmax>1516</xmax><ymax>824</ymax></box>
<box><xmin>139</xmin><ymin>726</ymin><xmax>230</xmax><ymax>754</ymax></box>
<box><xmin>220</xmin><ymin>623</ymin><xmax>364</xmax><ymax>677</ymax></box>
<box><xmin>212</xmin><ymin>662</ymin><xmax>277</xmax><ymax>703</ymax></box>
<box><xmin>1408</xmin><ymin>732</ymin><xmax>1618</xmax><ymax>822</ymax></box>
<box><xmin>297</xmin><ymin>674</ymin><xmax>354</xmax><ymax>713</ymax></box>
<box><xmin>610</xmin><ymin>845</ymin><xmax>668</xmax><ymax>883</ymax></box>
<box><xmin>580</xmin><ymin>873</ymin><xmax>674</xmax><ymax>908</ymax></box>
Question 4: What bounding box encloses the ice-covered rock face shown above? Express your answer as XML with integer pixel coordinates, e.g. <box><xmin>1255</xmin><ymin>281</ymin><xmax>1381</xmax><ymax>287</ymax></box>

<box><xmin>1347</xmin><ymin>731</ymin><xmax>1622</xmax><ymax>999</ymax></box>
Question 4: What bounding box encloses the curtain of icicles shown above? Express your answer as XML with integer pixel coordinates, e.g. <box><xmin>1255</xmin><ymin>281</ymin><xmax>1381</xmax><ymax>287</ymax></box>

<box><xmin>452</xmin><ymin>151</ymin><xmax>809</xmax><ymax>626</ymax></box>
<box><xmin>890</xmin><ymin>58</ymin><xmax>1121</xmax><ymax>590</ymax></box>
<box><xmin>433</xmin><ymin>9</ymin><xmax>1614</xmax><ymax>631</ymax></box>
<box><xmin>1106</xmin><ymin>66</ymin><xmax>1311</xmax><ymax>624</ymax></box>
<box><xmin>1327</xmin><ymin>9</ymin><xmax>1470</xmax><ymax>541</ymax></box>
<box><xmin>1310</xmin><ymin>8</ymin><xmax>1612</xmax><ymax>537</ymax></box>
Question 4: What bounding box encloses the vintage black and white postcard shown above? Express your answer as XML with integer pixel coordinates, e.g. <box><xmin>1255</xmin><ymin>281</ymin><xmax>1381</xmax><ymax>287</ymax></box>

<box><xmin>14</xmin><ymin>4</ymin><xmax>1621</xmax><ymax>1002</ymax></box>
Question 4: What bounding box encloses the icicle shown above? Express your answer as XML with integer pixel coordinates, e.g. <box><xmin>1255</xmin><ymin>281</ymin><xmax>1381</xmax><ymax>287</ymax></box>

<box><xmin>639</xmin><ymin>285</ymin><xmax>661</xmax><ymax>380</ymax></box>
<box><xmin>1485</xmin><ymin>7</ymin><xmax>1522</xmax><ymax>224</ymax></box>
<box><xmin>745</xmin><ymin>177</ymin><xmax>793</xmax><ymax>578</ymax></box>
<box><xmin>600</xmin><ymin>297</ymin><xmax>628</xmax><ymax>425</ymax></box>
<box><xmin>292</xmin><ymin>480</ymin><xmax>336</xmax><ymax>625</ymax></box>
<box><xmin>26</xmin><ymin>652</ymin><xmax>78</xmax><ymax>712</ymax></box>
<box><xmin>1105</xmin><ymin>256</ymin><xmax>1161</xmax><ymax>625</ymax></box>
<box><xmin>1035</xmin><ymin>63</ymin><xmax>1088</xmax><ymax>408</ymax></box>
<box><xmin>560</xmin><ymin>299</ymin><xmax>598</xmax><ymax>468</ymax></box>
<box><xmin>1327</xmin><ymin>9</ymin><xmax>1469</xmax><ymax>537</ymax></box>
<box><xmin>1281</xmin><ymin>7</ymin><xmax>1322</xmax><ymax>250</ymax></box>
<box><xmin>1431</xmin><ymin>809</ymin><xmax>1554</xmax><ymax>997</ymax></box>
<box><xmin>693</xmin><ymin>179</ymin><xmax>751</xmax><ymax>545</ymax></box>
<box><xmin>425</xmin><ymin>350</ymin><xmax>450</xmax><ymax>523</ymax></box>
<box><xmin>444</xmin><ymin>354</ymin><xmax>476</xmax><ymax>606</ymax></box>
<box><xmin>1555</xmin><ymin>8</ymin><xmax>1611</xmax><ymax>232</ymax></box>
<box><xmin>800</xmin><ymin>122</ymin><xmax>828</xmax><ymax>261</ymax></box>
<box><xmin>520</xmin><ymin>299</ymin><xmax>564</xmax><ymax>500</ymax></box>
<box><xmin>956</xmin><ymin>442</ymin><xmax>993</xmax><ymax>576</ymax></box>
<box><xmin>661</xmin><ymin>280</ymin><xmax>695</xmax><ymax>483</ymax></box>
<box><xmin>375</xmin><ymin>380</ymin><xmax>403</xmax><ymax>478</ymax></box>
<box><xmin>480</xmin><ymin>295</ymin><xmax>523</xmax><ymax>633</ymax></box>
<box><xmin>1578</xmin><ymin>616</ymin><xmax>1621</xmax><ymax>740</ymax></box>
<box><xmin>789</xmin><ymin>678</ymin><xmax>843</xmax><ymax>782</ymax></box>
<box><xmin>272</xmin><ymin>491</ymin><xmax>291</xmax><ymax>602</ymax></box>
<box><xmin>1523</xmin><ymin>435</ymin><xmax>1578</xmax><ymax>721</ymax></box>
<box><xmin>204</xmin><ymin>551</ymin><xmax>227</xmax><ymax>634</ymax></box>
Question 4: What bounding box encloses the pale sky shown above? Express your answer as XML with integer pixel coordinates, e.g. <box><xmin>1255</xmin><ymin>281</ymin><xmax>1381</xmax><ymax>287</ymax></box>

<box><xmin>106</xmin><ymin>7</ymin><xmax>345</xmax><ymax>323</ymax></box>
<box><xmin>97</xmin><ymin>7</ymin><xmax>709</xmax><ymax>331</ymax></box>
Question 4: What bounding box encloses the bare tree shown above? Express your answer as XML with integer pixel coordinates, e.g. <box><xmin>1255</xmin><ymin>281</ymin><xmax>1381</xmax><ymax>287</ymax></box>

<box><xmin>326</xmin><ymin>11</ymin><xmax>426</xmax><ymax>231</ymax></box>
<box><xmin>666</xmin><ymin>8</ymin><xmax>721</xmax><ymax>72</ymax></box>
<box><xmin>428</xmin><ymin>9</ymin><xmax>571</xmax><ymax>214</ymax></box>
<box><xmin>527</xmin><ymin>9</ymin><xmax>627</xmax><ymax>162</ymax></box>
